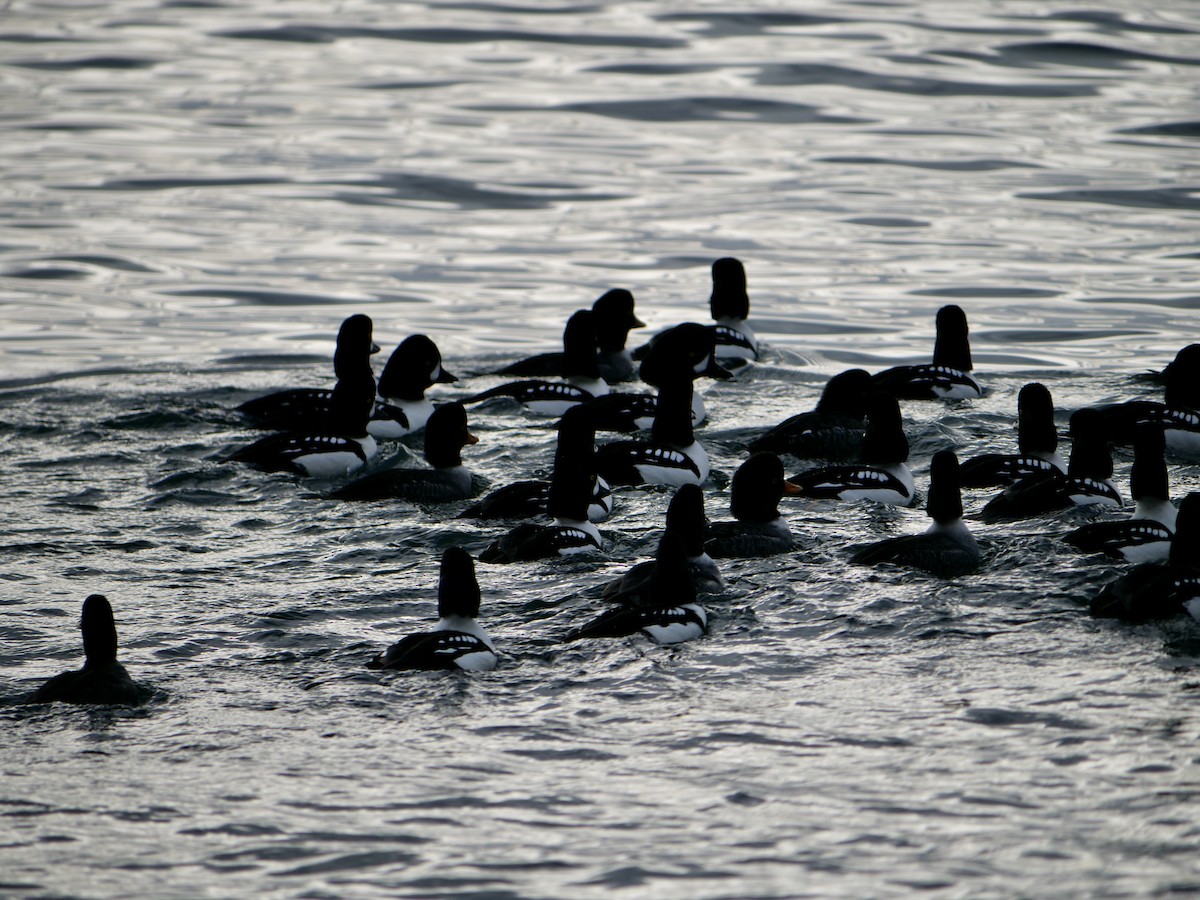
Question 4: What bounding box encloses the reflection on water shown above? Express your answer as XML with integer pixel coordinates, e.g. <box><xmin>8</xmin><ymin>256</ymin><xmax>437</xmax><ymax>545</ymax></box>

<box><xmin>3</xmin><ymin>1</ymin><xmax>1200</xmax><ymax>898</ymax></box>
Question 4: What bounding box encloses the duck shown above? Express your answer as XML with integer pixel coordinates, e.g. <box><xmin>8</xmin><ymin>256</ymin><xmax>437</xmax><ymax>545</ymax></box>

<box><xmin>366</xmin><ymin>547</ymin><xmax>497</xmax><ymax>671</ymax></box>
<box><xmin>330</xmin><ymin>402</ymin><xmax>478</xmax><ymax>502</ymax></box>
<box><xmin>708</xmin><ymin>257</ymin><xmax>758</xmax><ymax>361</ymax></box>
<box><xmin>979</xmin><ymin>408</ymin><xmax>1122</xmax><ymax>522</ymax></box>
<box><xmin>463</xmin><ymin>309</ymin><xmax>608</xmax><ymax>416</ymax></box>
<box><xmin>849</xmin><ymin>450</ymin><xmax>980</xmax><ymax>577</ymax></box>
<box><xmin>235</xmin><ymin>314</ymin><xmax>406</xmax><ymax>435</ymax></box>
<box><xmin>583</xmin><ymin>323</ymin><xmax>732</xmax><ymax>433</ymax></box>
<box><xmin>1091</xmin><ymin>343</ymin><xmax>1200</xmax><ymax>458</ymax></box>
<box><xmin>1064</xmin><ymin>422</ymin><xmax>1176</xmax><ymax>562</ymax></box>
<box><xmin>227</xmin><ymin>365</ymin><xmax>378</xmax><ymax>478</ymax></box>
<box><xmin>959</xmin><ymin>382</ymin><xmax>1065</xmax><ymax>487</ymax></box>
<box><xmin>478</xmin><ymin>454</ymin><xmax>603</xmax><ymax>562</ymax></box>
<box><xmin>600</xmin><ymin>484</ymin><xmax>724</xmax><ymax>600</ymax></box>
<box><xmin>748</xmin><ymin>368</ymin><xmax>872</xmax><ymax>461</ymax></box>
<box><xmin>370</xmin><ymin>334</ymin><xmax>458</xmax><ymax>438</ymax></box>
<box><xmin>28</xmin><ymin>595</ymin><xmax>150</xmax><ymax>705</ymax></box>
<box><xmin>496</xmin><ymin>289</ymin><xmax>645</xmax><ymax>383</ymax></box>
<box><xmin>594</xmin><ymin>374</ymin><xmax>709</xmax><ymax>487</ymax></box>
<box><xmin>1090</xmin><ymin>492</ymin><xmax>1200</xmax><ymax>623</ymax></box>
<box><xmin>704</xmin><ymin>452</ymin><xmax>802</xmax><ymax>558</ymax></box>
<box><xmin>565</xmin><ymin>533</ymin><xmax>708</xmax><ymax>644</ymax></box>
<box><xmin>458</xmin><ymin>405</ymin><xmax>613</xmax><ymax>523</ymax></box>
<box><xmin>786</xmin><ymin>393</ymin><xmax>915</xmax><ymax>506</ymax></box>
<box><xmin>871</xmin><ymin>305</ymin><xmax>982</xmax><ymax>400</ymax></box>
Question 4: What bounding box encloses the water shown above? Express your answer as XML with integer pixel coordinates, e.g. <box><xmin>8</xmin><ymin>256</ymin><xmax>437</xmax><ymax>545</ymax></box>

<box><xmin>3</xmin><ymin>1</ymin><xmax>1200</xmax><ymax>897</ymax></box>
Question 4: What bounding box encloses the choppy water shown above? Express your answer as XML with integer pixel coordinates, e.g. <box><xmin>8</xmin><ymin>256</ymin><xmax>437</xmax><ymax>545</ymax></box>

<box><xmin>4</xmin><ymin>1</ymin><xmax>1200</xmax><ymax>897</ymax></box>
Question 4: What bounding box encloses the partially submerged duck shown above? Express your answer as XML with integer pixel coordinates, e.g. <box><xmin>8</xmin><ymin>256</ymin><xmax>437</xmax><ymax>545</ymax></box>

<box><xmin>28</xmin><ymin>595</ymin><xmax>150</xmax><ymax>706</ymax></box>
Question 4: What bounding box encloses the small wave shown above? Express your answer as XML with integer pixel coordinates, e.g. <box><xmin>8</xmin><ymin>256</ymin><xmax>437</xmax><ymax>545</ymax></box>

<box><xmin>10</xmin><ymin>55</ymin><xmax>158</xmax><ymax>70</ymax></box>
<box><xmin>820</xmin><ymin>155</ymin><xmax>1041</xmax><ymax>171</ymax></box>
<box><xmin>1020</xmin><ymin>187</ymin><xmax>1200</xmax><ymax>211</ymax></box>
<box><xmin>756</xmin><ymin>62</ymin><xmax>1098</xmax><ymax>98</ymax></box>
<box><xmin>523</xmin><ymin>96</ymin><xmax>870</xmax><ymax>125</ymax></box>
<box><xmin>215</xmin><ymin>24</ymin><xmax>685</xmax><ymax>49</ymax></box>
<box><xmin>992</xmin><ymin>40</ymin><xmax>1200</xmax><ymax>70</ymax></box>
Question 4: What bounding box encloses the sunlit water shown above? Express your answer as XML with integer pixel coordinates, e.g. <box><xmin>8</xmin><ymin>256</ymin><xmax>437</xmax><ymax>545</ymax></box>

<box><xmin>3</xmin><ymin>1</ymin><xmax>1200</xmax><ymax>897</ymax></box>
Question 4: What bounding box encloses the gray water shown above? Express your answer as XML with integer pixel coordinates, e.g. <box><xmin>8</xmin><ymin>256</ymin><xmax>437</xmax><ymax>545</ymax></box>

<box><xmin>3</xmin><ymin>1</ymin><xmax>1200</xmax><ymax>897</ymax></box>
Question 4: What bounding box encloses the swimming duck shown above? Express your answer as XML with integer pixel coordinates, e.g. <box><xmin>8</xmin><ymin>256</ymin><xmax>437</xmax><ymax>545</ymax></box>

<box><xmin>594</xmin><ymin>375</ymin><xmax>709</xmax><ymax>487</ymax></box>
<box><xmin>600</xmin><ymin>483</ymin><xmax>724</xmax><ymax>600</ymax></box>
<box><xmin>1092</xmin><ymin>343</ymin><xmax>1200</xmax><ymax>459</ymax></box>
<box><xmin>583</xmin><ymin>323</ymin><xmax>732</xmax><ymax>433</ymax></box>
<box><xmin>565</xmin><ymin>533</ymin><xmax>708</xmax><ymax>644</ymax></box>
<box><xmin>850</xmin><ymin>450</ymin><xmax>980</xmax><ymax>577</ymax></box>
<box><xmin>708</xmin><ymin>257</ymin><xmax>758</xmax><ymax>361</ymax></box>
<box><xmin>748</xmin><ymin>368</ymin><xmax>872</xmax><ymax>461</ymax></box>
<box><xmin>458</xmin><ymin>405</ymin><xmax>612</xmax><ymax>523</ymax></box>
<box><xmin>871</xmin><ymin>305</ymin><xmax>982</xmax><ymax>400</ymax></box>
<box><xmin>227</xmin><ymin>365</ymin><xmax>378</xmax><ymax>477</ymax></box>
<box><xmin>366</xmin><ymin>547</ymin><xmax>497</xmax><ymax>671</ymax></box>
<box><xmin>786</xmin><ymin>393</ymin><xmax>915</xmax><ymax>506</ymax></box>
<box><xmin>979</xmin><ymin>408</ymin><xmax>1122</xmax><ymax>522</ymax></box>
<box><xmin>330</xmin><ymin>402</ymin><xmax>478</xmax><ymax>502</ymax></box>
<box><xmin>235</xmin><ymin>314</ymin><xmax>406</xmax><ymax>435</ymax></box>
<box><xmin>1064</xmin><ymin>422</ymin><xmax>1175</xmax><ymax>563</ymax></box>
<box><xmin>370</xmin><ymin>334</ymin><xmax>458</xmax><ymax>438</ymax></box>
<box><xmin>1090</xmin><ymin>492</ymin><xmax>1200</xmax><ymax>623</ymax></box>
<box><xmin>464</xmin><ymin>309</ymin><xmax>608</xmax><ymax>416</ymax></box>
<box><xmin>705</xmin><ymin>452</ymin><xmax>802</xmax><ymax>558</ymax></box>
<box><xmin>497</xmin><ymin>289</ymin><xmax>645</xmax><ymax>383</ymax></box>
<box><xmin>28</xmin><ymin>595</ymin><xmax>150</xmax><ymax>705</ymax></box>
<box><xmin>478</xmin><ymin>451</ymin><xmax>603</xmax><ymax>562</ymax></box>
<box><xmin>959</xmin><ymin>382</ymin><xmax>1065</xmax><ymax>487</ymax></box>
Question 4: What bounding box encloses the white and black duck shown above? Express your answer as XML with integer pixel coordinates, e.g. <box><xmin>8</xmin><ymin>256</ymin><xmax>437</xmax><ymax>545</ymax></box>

<box><xmin>1090</xmin><ymin>492</ymin><xmax>1200</xmax><ymax>623</ymax></box>
<box><xmin>330</xmin><ymin>402</ymin><xmax>479</xmax><ymax>502</ymax></box>
<box><xmin>1064</xmin><ymin>422</ymin><xmax>1176</xmax><ymax>563</ymax></box>
<box><xmin>496</xmin><ymin>289</ymin><xmax>645</xmax><ymax>383</ymax></box>
<box><xmin>850</xmin><ymin>450</ymin><xmax>980</xmax><ymax>577</ymax></box>
<box><xmin>235</xmin><ymin>313</ymin><xmax>405</xmax><ymax>435</ymax></box>
<box><xmin>27</xmin><ymin>595</ymin><xmax>151</xmax><ymax>706</ymax></box>
<box><xmin>227</xmin><ymin>364</ymin><xmax>378</xmax><ymax>478</ymax></box>
<box><xmin>708</xmin><ymin>256</ymin><xmax>758</xmax><ymax>361</ymax></box>
<box><xmin>600</xmin><ymin>484</ymin><xmax>724</xmax><ymax>600</ymax></box>
<box><xmin>1091</xmin><ymin>343</ymin><xmax>1200</xmax><ymax>458</ymax></box>
<box><xmin>748</xmin><ymin>368</ymin><xmax>872</xmax><ymax>462</ymax></box>
<box><xmin>979</xmin><ymin>408</ymin><xmax>1122</xmax><ymax>522</ymax></box>
<box><xmin>366</xmin><ymin>547</ymin><xmax>497</xmax><ymax>672</ymax></box>
<box><xmin>371</xmin><ymin>334</ymin><xmax>458</xmax><ymax>438</ymax></box>
<box><xmin>565</xmin><ymin>533</ymin><xmax>708</xmax><ymax>645</ymax></box>
<box><xmin>464</xmin><ymin>309</ymin><xmax>608</xmax><ymax>416</ymax></box>
<box><xmin>458</xmin><ymin>405</ymin><xmax>612</xmax><ymax>523</ymax></box>
<box><xmin>959</xmin><ymin>382</ymin><xmax>1065</xmax><ymax>487</ymax></box>
<box><xmin>583</xmin><ymin>322</ymin><xmax>732</xmax><ymax>433</ymax></box>
<box><xmin>871</xmin><ymin>304</ymin><xmax>981</xmax><ymax>400</ymax></box>
<box><xmin>594</xmin><ymin>375</ymin><xmax>709</xmax><ymax>487</ymax></box>
<box><xmin>786</xmin><ymin>393</ymin><xmax>915</xmax><ymax>506</ymax></box>
<box><xmin>478</xmin><ymin>453</ymin><xmax>603</xmax><ymax>562</ymax></box>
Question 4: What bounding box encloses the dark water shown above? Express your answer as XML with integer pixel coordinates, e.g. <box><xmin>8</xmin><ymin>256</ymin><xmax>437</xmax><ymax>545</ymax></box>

<box><xmin>4</xmin><ymin>2</ymin><xmax>1200</xmax><ymax>897</ymax></box>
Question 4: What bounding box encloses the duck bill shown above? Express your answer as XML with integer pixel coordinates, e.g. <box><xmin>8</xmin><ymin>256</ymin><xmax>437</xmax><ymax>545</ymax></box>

<box><xmin>465</xmin><ymin>432</ymin><xmax>480</xmax><ymax>445</ymax></box>
<box><xmin>435</xmin><ymin>367</ymin><xmax>459</xmax><ymax>383</ymax></box>
<box><xmin>630</xmin><ymin>316</ymin><xmax>646</xmax><ymax>329</ymax></box>
<box><xmin>782</xmin><ymin>481</ymin><xmax>803</xmax><ymax>496</ymax></box>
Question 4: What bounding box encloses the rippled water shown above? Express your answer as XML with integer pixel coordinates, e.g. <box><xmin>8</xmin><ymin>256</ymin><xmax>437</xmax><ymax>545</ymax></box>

<box><xmin>4</xmin><ymin>1</ymin><xmax>1200</xmax><ymax>897</ymax></box>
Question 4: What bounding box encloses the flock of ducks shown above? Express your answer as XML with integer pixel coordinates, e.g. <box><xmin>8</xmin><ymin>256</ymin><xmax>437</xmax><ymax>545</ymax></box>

<box><xmin>26</xmin><ymin>258</ymin><xmax>1200</xmax><ymax>704</ymax></box>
